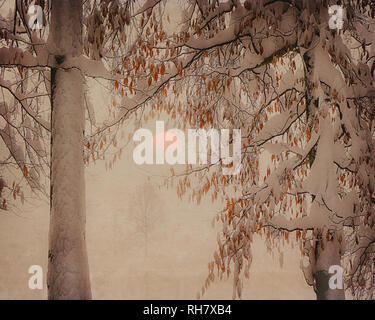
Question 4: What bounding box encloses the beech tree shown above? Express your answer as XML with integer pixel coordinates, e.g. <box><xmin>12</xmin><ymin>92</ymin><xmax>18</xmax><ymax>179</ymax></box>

<box><xmin>150</xmin><ymin>0</ymin><xmax>375</xmax><ymax>300</ymax></box>
<box><xmin>0</xmin><ymin>0</ymin><xmax>178</xmax><ymax>299</ymax></box>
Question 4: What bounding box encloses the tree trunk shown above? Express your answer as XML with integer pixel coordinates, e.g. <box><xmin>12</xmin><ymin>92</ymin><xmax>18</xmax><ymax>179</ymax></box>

<box><xmin>313</xmin><ymin>238</ymin><xmax>345</xmax><ymax>300</ymax></box>
<box><xmin>47</xmin><ymin>0</ymin><xmax>91</xmax><ymax>299</ymax></box>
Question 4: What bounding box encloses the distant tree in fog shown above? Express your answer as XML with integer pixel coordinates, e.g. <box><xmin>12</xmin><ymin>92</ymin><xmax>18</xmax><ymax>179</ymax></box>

<box><xmin>124</xmin><ymin>183</ymin><xmax>164</xmax><ymax>256</ymax></box>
